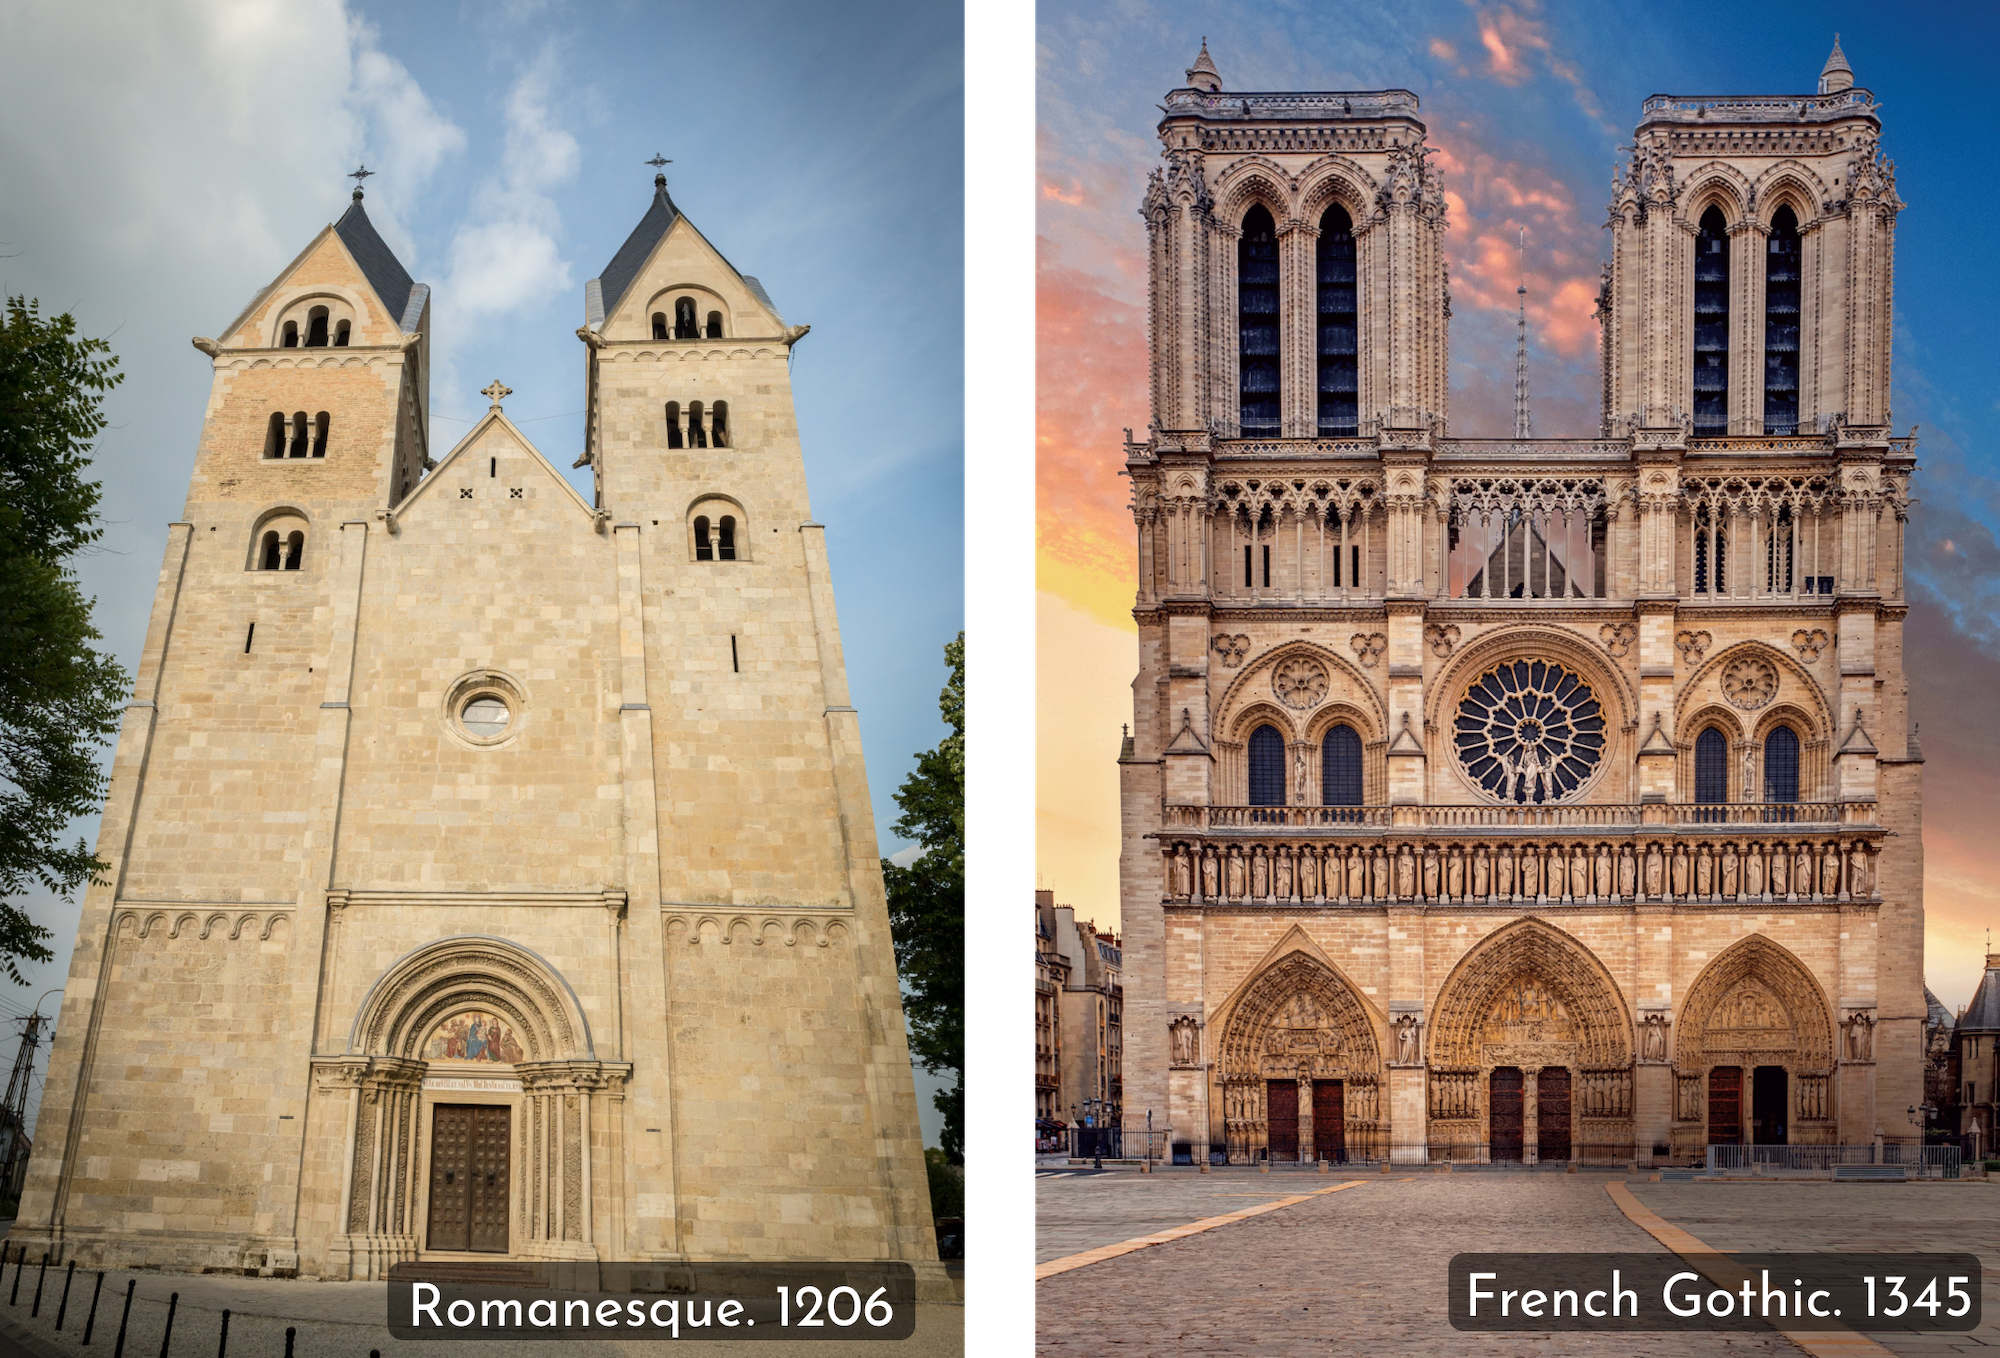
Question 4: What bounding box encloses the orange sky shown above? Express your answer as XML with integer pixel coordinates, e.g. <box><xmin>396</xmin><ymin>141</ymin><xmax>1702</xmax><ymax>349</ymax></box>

<box><xmin>1035</xmin><ymin>14</ymin><xmax>1998</xmax><ymax>1013</ymax></box>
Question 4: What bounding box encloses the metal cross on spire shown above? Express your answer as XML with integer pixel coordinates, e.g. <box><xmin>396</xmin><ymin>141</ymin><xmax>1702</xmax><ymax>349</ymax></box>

<box><xmin>645</xmin><ymin>153</ymin><xmax>672</xmax><ymax>180</ymax></box>
<box><xmin>348</xmin><ymin>165</ymin><xmax>375</xmax><ymax>195</ymax></box>
<box><xmin>1513</xmin><ymin>227</ymin><xmax>1532</xmax><ymax>441</ymax></box>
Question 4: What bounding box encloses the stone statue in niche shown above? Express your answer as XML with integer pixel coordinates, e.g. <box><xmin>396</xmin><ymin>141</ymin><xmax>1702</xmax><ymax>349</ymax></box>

<box><xmin>1394</xmin><ymin>1013</ymin><xmax>1422</xmax><ymax>1064</ymax></box>
<box><xmin>1640</xmin><ymin>1012</ymin><xmax>1670</xmax><ymax>1062</ymax></box>
<box><xmin>1170</xmin><ymin>1016</ymin><xmax>1200</xmax><ymax>1067</ymax></box>
<box><xmin>1843</xmin><ymin>1010</ymin><xmax>1876</xmax><ymax>1061</ymax></box>
<box><xmin>1294</xmin><ymin>744</ymin><xmax>1309</xmax><ymax>803</ymax></box>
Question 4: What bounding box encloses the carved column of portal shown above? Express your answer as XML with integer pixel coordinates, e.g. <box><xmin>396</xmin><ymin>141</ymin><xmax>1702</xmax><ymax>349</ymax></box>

<box><xmin>316</xmin><ymin>1055</ymin><xmax>425</xmax><ymax>1280</ymax></box>
<box><xmin>518</xmin><ymin>1061</ymin><xmax>634</xmax><ymax>1262</ymax></box>
<box><xmin>1522</xmin><ymin>1068</ymin><xmax>1540</xmax><ymax>1166</ymax></box>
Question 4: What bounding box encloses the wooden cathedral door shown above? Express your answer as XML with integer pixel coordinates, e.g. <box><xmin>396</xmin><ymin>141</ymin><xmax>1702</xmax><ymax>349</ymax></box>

<box><xmin>1489</xmin><ymin>1067</ymin><xmax>1524</xmax><ymax>1161</ymax></box>
<box><xmin>1708</xmin><ymin>1067</ymin><xmax>1743</xmax><ymax>1147</ymax></box>
<box><xmin>1312</xmin><ymin>1080</ymin><xmax>1345</xmax><ymax>1163</ymax></box>
<box><xmin>428</xmin><ymin>1104</ymin><xmax>511</xmax><ymax>1252</ymax></box>
<box><xmin>1536</xmin><ymin>1066</ymin><xmax>1571</xmax><ymax>1163</ymax></box>
<box><xmin>1266</xmin><ymin>1080</ymin><xmax>1299</xmax><ymax>1161</ymax></box>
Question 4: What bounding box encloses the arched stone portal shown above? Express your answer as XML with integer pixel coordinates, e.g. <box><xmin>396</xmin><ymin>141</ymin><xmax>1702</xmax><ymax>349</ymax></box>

<box><xmin>1672</xmin><ymin>934</ymin><xmax>1836</xmax><ymax>1154</ymax></box>
<box><xmin>1427</xmin><ymin>919</ymin><xmax>1634</xmax><ymax>1163</ymax></box>
<box><xmin>314</xmin><ymin>936</ymin><xmax>631</xmax><ymax>1279</ymax></box>
<box><xmin>1210</xmin><ymin>948</ymin><xmax>1384</xmax><ymax>1163</ymax></box>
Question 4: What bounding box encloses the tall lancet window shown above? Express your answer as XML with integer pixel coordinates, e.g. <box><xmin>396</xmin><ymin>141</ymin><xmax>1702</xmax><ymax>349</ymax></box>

<box><xmin>1316</xmin><ymin>205</ymin><xmax>1359</xmax><ymax>437</ymax></box>
<box><xmin>1694</xmin><ymin>726</ymin><xmax>1729</xmax><ymax>819</ymax></box>
<box><xmin>1763</xmin><ymin>725</ymin><xmax>1800</xmax><ymax>805</ymax></box>
<box><xmin>1763</xmin><ymin>206</ymin><xmax>1802</xmax><ymax>435</ymax></box>
<box><xmin>1693</xmin><ymin>206</ymin><xmax>1730</xmax><ymax>437</ymax></box>
<box><xmin>1237</xmin><ymin>206</ymin><xmax>1281</xmax><ymax>438</ymax></box>
<box><xmin>1321</xmin><ymin>724</ymin><xmax>1362</xmax><ymax>807</ymax></box>
<box><xmin>1247</xmin><ymin>724</ymin><xmax>1285</xmax><ymax>807</ymax></box>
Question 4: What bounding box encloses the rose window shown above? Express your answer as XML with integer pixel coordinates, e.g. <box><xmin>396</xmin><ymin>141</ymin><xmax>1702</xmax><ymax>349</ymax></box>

<box><xmin>1453</xmin><ymin>660</ymin><xmax>1606</xmax><ymax>803</ymax></box>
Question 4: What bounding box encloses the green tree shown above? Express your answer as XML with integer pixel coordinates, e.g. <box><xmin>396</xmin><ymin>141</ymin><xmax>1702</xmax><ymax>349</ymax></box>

<box><xmin>883</xmin><ymin>632</ymin><xmax>964</xmax><ymax>1164</ymax></box>
<box><xmin>0</xmin><ymin>297</ymin><xmax>129</xmax><ymax>984</ymax></box>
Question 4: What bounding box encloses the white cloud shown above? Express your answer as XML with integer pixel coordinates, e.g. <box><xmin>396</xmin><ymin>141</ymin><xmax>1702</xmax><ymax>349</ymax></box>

<box><xmin>443</xmin><ymin>53</ymin><xmax>576</xmax><ymax>319</ymax></box>
<box><xmin>345</xmin><ymin>15</ymin><xmax>468</xmax><ymax>262</ymax></box>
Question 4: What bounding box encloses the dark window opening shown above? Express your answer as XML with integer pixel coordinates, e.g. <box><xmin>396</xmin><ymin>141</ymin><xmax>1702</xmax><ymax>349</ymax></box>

<box><xmin>711</xmin><ymin>400</ymin><xmax>729</xmax><ymax>448</ymax></box>
<box><xmin>1763</xmin><ymin>206</ymin><xmax>1801</xmax><ymax>435</ymax></box>
<box><xmin>694</xmin><ymin>516</ymin><xmax>713</xmax><ymax>561</ymax></box>
<box><xmin>1693</xmin><ymin>205</ymin><xmax>1730</xmax><ymax>437</ymax></box>
<box><xmin>718</xmin><ymin>515</ymin><xmax>737</xmax><ymax>561</ymax></box>
<box><xmin>311</xmin><ymin>412</ymin><xmax>329</xmax><ymax>458</ymax></box>
<box><xmin>288</xmin><ymin>411</ymin><xmax>309</xmax><ymax>458</ymax></box>
<box><xmin>1695</xmin><ymin>727</ymin><xmax>1728</xmax><ymax>815</ymax></box>
<box><xmin>652</xmin><ymin>312</ymin><xmax>669</xmax><ymax>340</ymax></box>
<box><xmin>689</xmin><ymin>400</ymin><xmax>707</xmax><ymax>448</ymax></box>
<box><xmin>1763</xmin><ymin>726</ymin><xmax>1800</xmax><ymax>803</ymax></box>
<box><xmin>333</xmin><ymin>320</ymin><xmax>351</xmax><ymax>347</ymax></box>
<box><xmin>731</xmin><ymin>635</ymin><xmax>739</xmax><ymax>672</ymax></box>
<box><xmin>1261</xmin><ymin>544</ymin><xmax>1270</xmax><ymax>588</ymax></box>
<box><xmin>281</xmin><ymin>321</ymin><xmax>299</xmax><ymax>348</ymax></box>
<box><xmin>1321</xmin><ymin>724</ymin><xmax>1362</xmax><ymax>807</ymax></box>
<box><xmin>490</xmin><ymin>456</ymin><xmax>497</xmax><ymax>478</ymax></box>
<box><xmin>1237</xmin><ymin>205</ymin><xmax>1281</xmax><ymax>437</ymax></box>
<box><xmin>259</xmin><ymin>532</ymin><xmax>281</xmax><ymax>571</ymax></box>
<box><xmin>1244</xmin><ymin>544</ymin><xmax>1253</xmax><ymax>588</ymax></box>
<box><xmin>1316</xmin><ymin>204</ymin><xmax>1359</xmax><ymax>437</ymax></box>
<box><xmin>244</xmin><ymin>621</ymin><xmax>255</xmax><ymax>653</ymax></box>
<box><xmin>674</xmin><ymin>298</ymin><xmax>698</xmax><ymax>339</ymax></box>
<box><xmin>1247</xmin><ymin>725</ymin><xmax>1285</xmax><ymax>807</ymax></box>
<box><xmin>264</xmin><ymin>412</ymin><xmax>286</xmax><ymax>459</ymax></box>
<box><xmin>284</xmin><ymin>531</ymin><xmax>305</xmax><ymax>570</ymax></box>
<box><xmin>705</xmin><ymin>311</ymin><xmax>723</xmax><ymax>339</ymax></box>
<box><xmin>305</xmin><ymin>308</ymin><xmax>329</xmax><ymax>348</ymax></box>
<box><xmin>665</xmin><ymin>402</ymin><xmax>684</xmax><ymax>450</ymax></box>
<box><xmin>1351</xmin><ymin>544</ymin><xmax>1361</xmax><ymax>590</ymax></box>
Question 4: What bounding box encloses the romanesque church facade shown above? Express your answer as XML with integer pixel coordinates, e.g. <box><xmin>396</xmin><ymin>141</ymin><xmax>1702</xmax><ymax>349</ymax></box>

<box><xmin>1121</xmin><ymin>41</ymin><xmax>1921</xmax><ymax>1165</ymax></box>
<box><xmin>16</xmin><ymin>179</ymin><xmax>941</xmax><ymax>1279</ymax></box>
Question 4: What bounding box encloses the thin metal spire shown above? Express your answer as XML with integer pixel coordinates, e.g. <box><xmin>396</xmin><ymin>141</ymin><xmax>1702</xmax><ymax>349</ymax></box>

<box><xmin>1513</xmin><ymin>227</ymin><xmax>1532</xmax><ymax>440</ymax></box>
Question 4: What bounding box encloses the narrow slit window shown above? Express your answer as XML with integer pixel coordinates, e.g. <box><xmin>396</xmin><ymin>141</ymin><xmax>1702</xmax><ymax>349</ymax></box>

<box><xmin>1261</xmin><ymin>544</ymin><xmax>1270</xmax><ymax>588</ymax></box>
<box><xmin>311</xmin><ymin>412</ymin><xmax>329</xmax><ymax>458</ymax></box>
<box><xmin>1316</xmin><ymin>204</ymin><xmax>1359</xmax><ymax>437</ymax></box>
<box><xmin>244</xmin><ymin>622</ymin><xmax>255</xmax><ymax>653</ymax></box>
<box><xmin>1763</xmin><ymin>206</ymin><xmax>1801</xmax><ymax>435</ymax></box>
<box><xmin>1693</xmin><ymin>205</ymin><xmax>1730</xmax><ymax>437</ymax></box>
<box><xmin>731</xmin><ymin>635</ymin><xmax>739</xmax><ymax>672</ymax></box>
<box><xmin>490</xmin><ymin>456</ymin><xmax>497</xmax><ymax>478</ymax></box>
<box><xmin>1350</xmin><ymin>544</ymin><xmax>1361</xmax><ymax>591</ymax></box>
<box><xmin>694</xmin><ymin>516</ymin><xmax>713</xmax><ymax>561</ymax></box>
<box><xmin>705</xmin><ymin>311</ymin><xmax>723</xmax><ymax>339</ymax></box>
<box><xmin>718</xmin><ymin>515</ymin><xmax>737</xmax><ymax>561</ymax></box>
<box><xmin>674</xmin><ymin>298</ymin><xmax>698</xmax><ymax>339</ymax></box>
<box><xmin>665</xmin><ymin>402</ymin><xmax>684</xmax><ymax>450</ymax></box>
<box><xmin>1237</xmin><ymin>205</ymin><xmax>1281</xmax><ymax>437</ymax></box>
<box><xmin>711</xmin><ymin>401</ymin><xmax>729</xmax><ymax>448</ymax></box>
<box><xmin>1244</xmin><ymin>544</ymin><xmax>1253</xmax><ymax>588</ymax></box>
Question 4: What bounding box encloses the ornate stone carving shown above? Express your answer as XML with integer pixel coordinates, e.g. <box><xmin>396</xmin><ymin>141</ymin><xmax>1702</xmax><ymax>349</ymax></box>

<box><xmin>1424</xmin><ymin>622</ymin><xmax>1460</xmax><ymax>658</ymax></box>
<box><xmin>1453</xmin><ymin>659</ymin><xmax>1607</xmax><ymax>804</ymax></box>
<box><xmin>1349</xmin><ymin>632</ymin><xmax>1387</xmax><ymax>668</ymax></box>
<box><xmin>1639</xmin><ymin>1012</ymin><xmax>1671</xmax><ymax>1062</ymax></box>
<box><xmin>1212</xmin><ymin>633</ymin><xmax>1251</xmax><ymax>667</ymax></box>
<box><xmin>1676</xmin><ymin>1073</ymin><xmax>1702</xmax><ymax>1122</ymax></box>
<box><xmin>1675</xmin><ymin>935</ymin><xmax>1834</xmax><ymax>1068</ymax></box>
<box><xmin>1721</xmin><ymin>655</ymin><xmax>1778</xmax><ymax>710</ymax></box>
<box><xmin>1842</xmin><ymin>1009</ymin><xmax>1876</xmax><ymax>1061</ymax></box>
<box><xmin>1791</xmin><ymin>628</ymin><xmax>1830</xmax><ymax>663</ymax></box>
<box><xmin>1599</xmin><ymin>622</ymin><xmax>1637</xmax><ymax>658</ymax></box>
<box><xmin>1675</xmin><ymin>630</ymin><xmax>1712</xmax><ymax>664</ymax></box>
<box><xmin>1393</xmin><ymin>1013</ymin><xmax>1422</xmax><ymax>1064</ymax></box>
<box><xmin>1170</xmin><ymin>1015</ymin><xmax>1201</xmax><ymax>1068</ymax></box>
<box><xmin>1273</xmin><ymin>657</ymin><xmax>1329</xmax><ymax>709</ymax></box>
<box><xmin>1429</xmin><ymin>920</ymin><xmax>1632</xmax><ymax>1069</ymax></box>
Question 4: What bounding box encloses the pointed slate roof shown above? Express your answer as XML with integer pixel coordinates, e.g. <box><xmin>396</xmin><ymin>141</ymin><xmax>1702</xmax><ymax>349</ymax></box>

<box><xmin>333</xmin><ymin>191</ymin><xmax>423</xmax><ymax>331</ymax></box>
<box><xmin>586</xmin><ymin>175</ymin><xmax>782</xmax><ymax>331</ymax></box>
<box><xmin>1819</xmin><ymin>34</ymin><xmax>1854</xmax><ymax>94</ymax></box>
<box><xmin>1962</xmin><ymin>960</ymin><xmax>2000</xmax><ymax>1033</ymax></box>
<box><xmin>1186</xmin><ymin>38</ymin><xmax>1220</xmax><ymax>89</ymax></box>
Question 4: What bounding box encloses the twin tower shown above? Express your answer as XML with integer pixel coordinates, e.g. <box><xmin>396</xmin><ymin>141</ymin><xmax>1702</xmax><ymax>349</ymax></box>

<box><xmin>19</xmin><ymin>179</ymin><xmax>940</xmax><ymax>1280</ymax></box>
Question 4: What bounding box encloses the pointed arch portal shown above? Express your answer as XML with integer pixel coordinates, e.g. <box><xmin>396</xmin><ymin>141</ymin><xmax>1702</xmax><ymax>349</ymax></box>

<box><xmin>1212</xmin><ymin>949</ymin><xmax>1382</xmax><ymax>1164</ymax></box>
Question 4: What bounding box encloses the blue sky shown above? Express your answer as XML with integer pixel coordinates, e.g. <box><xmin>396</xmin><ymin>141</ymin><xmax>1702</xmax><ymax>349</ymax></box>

<box><xmin>0</xmin><ymin>0</ymin><xmax>962</xmax><ymax>1139</ymax></box>
<box><xmin>1037</xmin><ymin>0</ymin><xmax>2000</xmax><ymax>1011</ymax></box>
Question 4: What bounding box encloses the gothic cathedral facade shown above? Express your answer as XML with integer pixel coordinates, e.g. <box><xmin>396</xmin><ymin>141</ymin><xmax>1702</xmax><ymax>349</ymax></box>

<box><xmin>17</xmin><ymin>179</ymin><xmax>941</xmax><ymax>1279</ymax></box>
<box><xmin>1122</xmin><ymin>43</ymin><xmax>1919</xmax><ymax>1166</ymax></box>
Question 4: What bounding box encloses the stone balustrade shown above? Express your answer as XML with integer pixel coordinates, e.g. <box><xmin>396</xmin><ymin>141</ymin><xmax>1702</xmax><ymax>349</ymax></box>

<box><xmin>1157</xmin><ymin>803</ymin><xmax>1882</xmax><ymax>906</ymax></box>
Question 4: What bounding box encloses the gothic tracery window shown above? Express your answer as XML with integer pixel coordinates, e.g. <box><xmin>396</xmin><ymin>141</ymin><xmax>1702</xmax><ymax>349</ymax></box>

<box><xmin>1453</xmin><ymin>660</ymin><xmax>1606</xmax><ymax>804</ymax></box>
<box><xmin>1316</xmin><ymin>204</ymin><xmax>1358</xmax><ymax>437</ymax></box>
<box><xmin>1237</xmin><ymin>205</ymin><xmax>1281</xmax><ymax>438</ymax></box>
<box><xmin>1763</xmin><ymin>206</ymin><xmax>1802</xmax><ymax>435</ymax></box>
<box><xmin>1247</xmin><ymin>724</ymin><xmax>1285</xmax><ymax>807</ymax></box>
<box><xmin>1694</xmin><ymin>726</ymin><xmax>1729</xmax><ymax>815</ymax></box>
<box><xmin>1321</xmin><ymin>724</ymin><xmax>1362</xmax><ymax>807</ymax></box>
<box><xmin>1693</xmin><ymin>205</ymin><xmax>1730</xmax><ymax>437</ymax></box>
<box><xmin>1763</xmin><ymin>725</ymin><xmax>1800</xmax><ymax>804</ymax></box>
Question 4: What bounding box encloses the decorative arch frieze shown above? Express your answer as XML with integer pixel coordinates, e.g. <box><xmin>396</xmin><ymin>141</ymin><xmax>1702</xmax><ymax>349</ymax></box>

<box><xmin>1427</xmin><ymin>918</ymin><xmax>1633</xmax><ymax>1070</ymax></box>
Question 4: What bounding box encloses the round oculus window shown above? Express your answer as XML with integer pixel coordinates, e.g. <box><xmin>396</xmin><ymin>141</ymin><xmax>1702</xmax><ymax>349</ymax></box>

<box><xmin>1453</xmin><ymin>659</ymin><xmax>1606</xmax><ymax>803</ymax></box>
<box><xmin>460</xmin><ymin>695</ymin><xmax>512</xmax><ymax>738</ymax></box>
